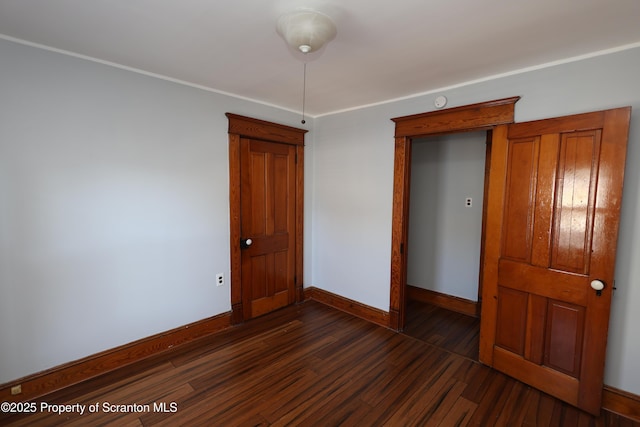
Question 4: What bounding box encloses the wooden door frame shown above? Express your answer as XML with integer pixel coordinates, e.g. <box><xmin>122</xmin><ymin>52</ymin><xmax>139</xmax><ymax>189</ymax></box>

<box><xmin>226</xmin><ymin>113</ymin><xmax>307</xmax><ymax>324</ymax></box>
<box><xmin>388</xmin><ymin>97</ymin><xmax>520</xmax><ymax>331</ymax></box>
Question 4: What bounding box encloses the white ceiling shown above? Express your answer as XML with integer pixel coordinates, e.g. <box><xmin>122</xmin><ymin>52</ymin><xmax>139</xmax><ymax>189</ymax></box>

<box><xmin>1</xmin><ymin>0</ymin><xmax>639</xmax><ymax>117</ymax></box>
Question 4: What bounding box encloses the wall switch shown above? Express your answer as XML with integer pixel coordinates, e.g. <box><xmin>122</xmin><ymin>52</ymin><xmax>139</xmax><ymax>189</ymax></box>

<box><xmin>216</xmin><ymin>273</ymin><xmax>224</xmax><ymax>286</ymax></box>
<box><xmin>465</xmin><ymin>198</ymin><xmax>472</xmax><ymax>207</ymax></box>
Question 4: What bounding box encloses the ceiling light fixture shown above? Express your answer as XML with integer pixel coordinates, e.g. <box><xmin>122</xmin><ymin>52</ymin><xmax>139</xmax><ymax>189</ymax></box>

<box><xmin>276</xmin><ymin>10</ymin><xmax>337</xmax><ymax>54</ymax></box>
<box><xmin>276</xmin><ymin>10</ymin><xmax>337</xmax><ymax>124</ymax></box>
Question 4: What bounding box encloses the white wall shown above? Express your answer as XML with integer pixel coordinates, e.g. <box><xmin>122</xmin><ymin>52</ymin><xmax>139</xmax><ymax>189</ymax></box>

<box><xmin>312</xmin><ymin>113</ymin><xmax>395</xmax><ymax>310</ymax></box>
<box><xmin>313</xmin><ymin>45</ymin><xmax>640</xmax><ymax>394</ymax></box>
<box><xmin>407</xmin><ymin>132</ymin><xmax>486</xmax><ymax>301</ymax></box>
<box><xmin>0</xmin><ymin>38</ymin><xmax>312</xmax><ymax>384</ymax></box>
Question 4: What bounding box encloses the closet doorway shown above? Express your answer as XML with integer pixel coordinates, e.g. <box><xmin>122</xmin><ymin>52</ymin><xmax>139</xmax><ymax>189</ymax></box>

<box><xmin>388</xmin><ymin>96</ymin><xmax>519</xmax><ymax>330</ymax></box>
<box><xmin>406</xmin><ymin>131</ymin><xmax>488</xmax><ymax>315</ymax></box>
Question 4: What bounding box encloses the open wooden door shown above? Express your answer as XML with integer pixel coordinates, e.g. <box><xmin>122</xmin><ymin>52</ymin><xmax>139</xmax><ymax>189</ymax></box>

<box><xmin>480</xmin><ymin>107</ymin><xmax>631</xmax><ymax>415</ymax></box>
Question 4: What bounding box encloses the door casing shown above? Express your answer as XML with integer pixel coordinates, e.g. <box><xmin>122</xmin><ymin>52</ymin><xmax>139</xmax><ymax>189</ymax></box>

<box><xmin>227</xmin><ymin>113</ymin><xmax>306</xmax><ymax>323</ymax></box>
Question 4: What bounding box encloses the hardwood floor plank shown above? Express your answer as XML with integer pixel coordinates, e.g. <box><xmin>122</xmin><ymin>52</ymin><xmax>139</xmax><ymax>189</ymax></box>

<box><xmin>359</xmin><ymin>346</ymin><xmax>450</xmax><ymax>408</ymax></box>
<box><xmin>404</xmin><ymin>299</ymin><xmax>480</xmax><ymax>360</ymax></box>
<box><xmin>383</xmin><ymin>356</ymin><xmax>465</xmax><ymax>426</ymax></box>
<box><xmin>438</xmin><ymin>396</ymin><xmax>478</xmax><ymax>427</ymax></box>
<box><xmin>534</xmin><ymin>392</ymin><xmax>559</xmax><ymax>426</ymax></box>
<box><xmin>521</xmin><ymin>387</ymin><xmax>544</xmax><ymax>426</ymax></box>
<box><xmin>256</xmin><ymin>368</ymin><xmax>321</xmax><ymax>423</ymax></box>
<box><xmin>165</xmin><ymin>341</ymin><xmax>334</xmax><ymax>424</ymax></box>
<box><xmin>458</xmin><ymin>361</ymin><xmax>494</xmax><ymax>402</ymax></box>
<box><xmin>288</xmin><ymin>384</ymin><xmax>375</xmax><ymax>427</ymax></box>
<box><xmin>494</xmin><ymin>381</ymin><xmax>533</xmax><ymax>426</ymax></box>
<box><xmin>467</xmin><ymin>372</ymin><xmax>514</xmax><ymax>426</ymax></box>
<box><xmin>422</xmin><ymin>380</ymin><xmax>468</xmax><ymax>426</ymax></box>
<box><xmin>268</xmin><ymin>374</ymin><xmax>355</xmax><ymax>426</ymax></box>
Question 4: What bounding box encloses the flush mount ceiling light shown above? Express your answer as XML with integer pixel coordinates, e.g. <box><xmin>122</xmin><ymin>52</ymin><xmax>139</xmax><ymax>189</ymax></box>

<box><xmin>276</xmin><ymin>10</ymin><xmax>337</xmax><ymax>54</ymax></box>
<box><xmin>276</xmin><ymin>10</ymin><xmax>337</xmax><ymax>125</ymax></box>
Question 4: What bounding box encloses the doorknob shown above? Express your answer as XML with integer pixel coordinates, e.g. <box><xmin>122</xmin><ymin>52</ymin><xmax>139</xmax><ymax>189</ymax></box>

<box><xmin>241</xmin><ymin>238</ymin><xmax>253</xmax><ymax>249</ymax></box>
<box><xmin>590</xmin><ymin>279</ymin><xmax>605</xmax><ymax>296</ymax></box>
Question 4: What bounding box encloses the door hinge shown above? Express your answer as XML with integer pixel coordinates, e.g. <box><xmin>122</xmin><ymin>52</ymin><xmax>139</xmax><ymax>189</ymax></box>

<box><xmin>400</xmin><ymin>243</ymin><xmax>404</xmax><ymax>255</ymax></box>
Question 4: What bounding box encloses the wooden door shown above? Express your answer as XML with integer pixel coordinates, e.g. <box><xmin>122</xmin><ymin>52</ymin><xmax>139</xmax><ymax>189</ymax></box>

<box><xmin>480</xmin><ymin>107</ymin><xmax>631</xmax><ymax>415</ymax></box>
<box><xmin>240</xmin><ymin>137</ymin><xmax>297</xmax><ymax>319</ymax></box>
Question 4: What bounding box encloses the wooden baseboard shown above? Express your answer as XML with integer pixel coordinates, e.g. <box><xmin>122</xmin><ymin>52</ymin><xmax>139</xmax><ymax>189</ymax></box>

<box><xmin>407</xmin><ymin>285</ymin><xmax>479</xmax><ymax>317</ymax></box>
<box><xmin>304</xmin><ymin>286</ymin><xmax>390</xmax><ymax>328</ymax></box>
<box><xmin>603</xmin><ymin>386</ymin><xmax>640</xmax><ymax>421</ymax></box>
<box><xmin>0</xmin><ymin>311</ymin><xmax>232</xmax><ymax>402</ymax></box>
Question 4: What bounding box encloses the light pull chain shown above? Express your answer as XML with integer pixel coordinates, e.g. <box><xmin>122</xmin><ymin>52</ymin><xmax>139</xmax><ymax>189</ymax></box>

<box><xmin>301</xmin><ymin>61</ymin><xmax>307</xmax><ymax>124</ymax></box>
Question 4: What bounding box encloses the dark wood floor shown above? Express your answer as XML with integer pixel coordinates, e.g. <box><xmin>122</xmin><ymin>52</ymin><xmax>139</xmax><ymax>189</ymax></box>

<box><xmin>2</xmin><ymin>299</ymin><xmax>638</xmax><ymax>426</ymax></box>
<box><xmin>404</xmin><ymin>299</ymin><xmax>480</xmax><ymax>361</ymax></box>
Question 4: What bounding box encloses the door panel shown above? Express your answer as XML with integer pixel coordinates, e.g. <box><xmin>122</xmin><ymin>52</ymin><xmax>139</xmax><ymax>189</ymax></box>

<box><xmin>501</xmin><ymin>136</ymin><xmax>538</xmax><ymax>262</ymax></box>
<box><xmin>480</xmin><ymin>107</ymin><xmax>631</xmax><ymax>415</ymax></box>
<box><xmin>544</xmin><ymin>300</ymin><xmax>585</xmax><ymax>377</ymax></box>
<box><xmin>550</xmin><ymin>131</ymin><xmax>600</xmax><ymax>274</ymax></box>
<box><xmin>240</xmin><ymin>138</ymin><xmax>296</xmax><ymax>319</ymax></box>
<box><xmin>495</xmin><ymin>287</ymin><xmax>527</xmax><ymax>355</ymax></box>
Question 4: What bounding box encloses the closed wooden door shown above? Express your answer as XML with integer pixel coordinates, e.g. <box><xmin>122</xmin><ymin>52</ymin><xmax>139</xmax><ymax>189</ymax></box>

<box><xmin>480</xmin><ymin>107</ymin><xmax>631</xmax><ymax>415</ymax></box>
<box><xmin>240</xmin><ymin>138</ymin><xmax>297</xmax><ymax>319</ymax></box>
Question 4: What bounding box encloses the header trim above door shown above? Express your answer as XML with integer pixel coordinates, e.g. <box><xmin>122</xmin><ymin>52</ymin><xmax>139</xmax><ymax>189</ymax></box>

<box><xmin>392</xmin><ymin>96</ymin><xmax>521</xmax><ymax>138</ymax></box>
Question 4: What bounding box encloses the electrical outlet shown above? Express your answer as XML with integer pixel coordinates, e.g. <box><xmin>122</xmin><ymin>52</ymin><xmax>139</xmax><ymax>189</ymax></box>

<box><xmin>11</xmin><ymin>384</ymin><xmax>22</xmax><ymax>395</ymax></box>
<box><xmin>465</xmin><ymin>197</ymin><xmax>472</xmax><ymax>207</ymax></box>
<box><xmin>216</xmin><ymin>273</ymin><xmax>224</xmax><ymax>286</ymax></box>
